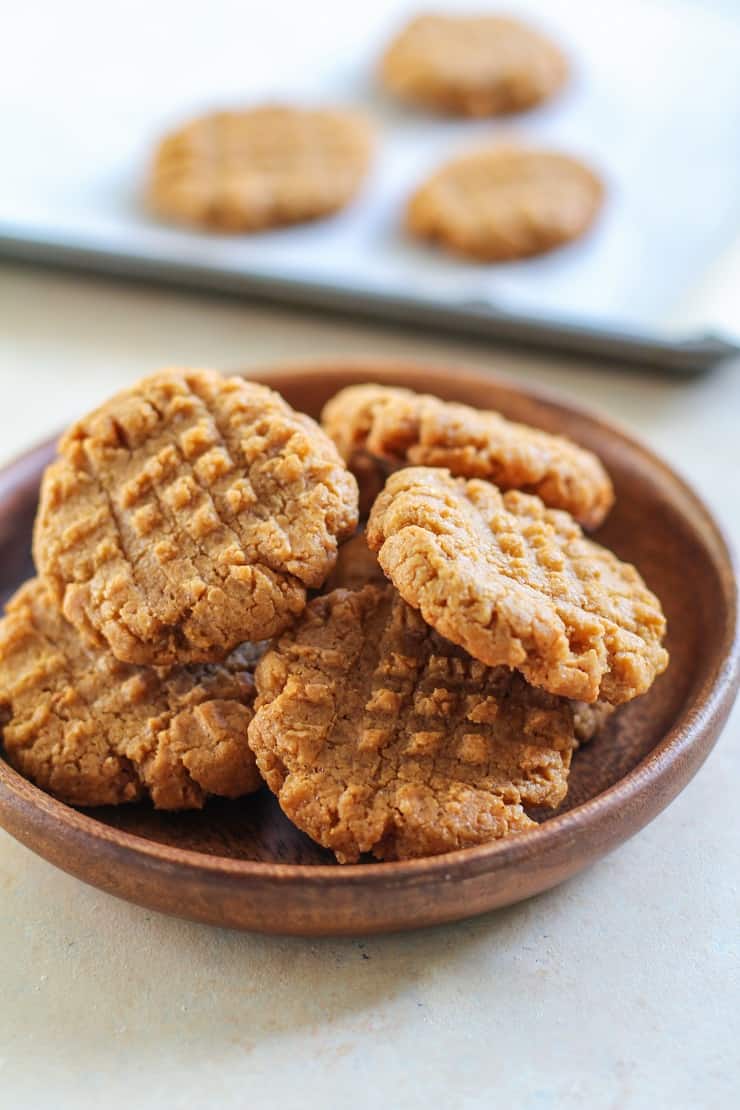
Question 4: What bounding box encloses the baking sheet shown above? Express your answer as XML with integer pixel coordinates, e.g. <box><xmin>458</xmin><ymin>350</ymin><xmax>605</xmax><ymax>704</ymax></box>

<box><xmin>1</xmin><ymin>0</ymin><xmax>739</xmax><ymax>370</ymax></box>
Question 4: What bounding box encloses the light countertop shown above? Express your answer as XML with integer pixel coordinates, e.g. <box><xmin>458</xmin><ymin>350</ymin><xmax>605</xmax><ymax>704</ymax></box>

<box><xmin>0</xmin><ymin>261</ymin><xmax>738</xmax><ymax>1109</ymax></box>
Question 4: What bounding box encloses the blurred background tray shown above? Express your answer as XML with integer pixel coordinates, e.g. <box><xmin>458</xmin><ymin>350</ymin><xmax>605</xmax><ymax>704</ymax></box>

<box><xmin>2</xmin><ymin>0</ymin><xmax>739</xmax><ymax>372</ymax></box>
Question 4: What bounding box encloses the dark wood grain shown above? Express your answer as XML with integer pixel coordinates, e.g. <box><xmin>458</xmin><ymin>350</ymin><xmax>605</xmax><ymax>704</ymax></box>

<box><xmin>0</xmin><ymin>361</ymin><xmax>737</xmax><ymax>935</ymax></box>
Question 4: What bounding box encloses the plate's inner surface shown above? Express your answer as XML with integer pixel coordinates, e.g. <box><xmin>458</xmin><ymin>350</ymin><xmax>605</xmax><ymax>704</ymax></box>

<box><xmin>0</xmin><ymin>370</ymin><xmax>714</xmax><ymax>867</ymax></box>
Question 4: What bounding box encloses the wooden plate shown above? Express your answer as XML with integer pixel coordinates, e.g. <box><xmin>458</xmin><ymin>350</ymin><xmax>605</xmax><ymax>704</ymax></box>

<box><xmin>0</xmin><ymin>361</ymin><xmax>737</xmax><ymax>936</ymax></box>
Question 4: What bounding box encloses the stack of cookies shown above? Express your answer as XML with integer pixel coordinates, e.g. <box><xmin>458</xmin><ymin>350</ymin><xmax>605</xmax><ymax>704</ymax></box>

<box><xmin>0</xmin><ymin>370</ymin><xmax>358</xmax><ymax>810</ymax></box>
<box><xmin>0</xmin><ymin>371</ymin><xmax>668</xmax><ymax>863</ymax></box>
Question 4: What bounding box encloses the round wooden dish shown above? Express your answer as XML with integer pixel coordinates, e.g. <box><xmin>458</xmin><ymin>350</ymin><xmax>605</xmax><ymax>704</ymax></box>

<box><xmin>0</xmin><ymin>362</ymin><xmax>737</xmax><ymax>936</ymax></box>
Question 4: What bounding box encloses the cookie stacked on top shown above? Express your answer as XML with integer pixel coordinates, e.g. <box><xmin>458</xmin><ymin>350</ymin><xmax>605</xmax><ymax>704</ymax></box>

<box><xmin>0</xmin><ymin>371</ymin><xmax>668</xmax><ymax>863</ymax></box>
<box><xmin>250</xmin><ymin>385</ymin><xmax>667</xmax><ymax>862</ymax></box>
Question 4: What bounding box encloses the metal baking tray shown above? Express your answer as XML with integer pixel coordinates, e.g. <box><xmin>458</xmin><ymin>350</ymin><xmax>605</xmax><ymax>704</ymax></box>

<box><xmin>1</xmin><ymin>0</ymin><xmax>739</xmax><ymax>373</ymax></box>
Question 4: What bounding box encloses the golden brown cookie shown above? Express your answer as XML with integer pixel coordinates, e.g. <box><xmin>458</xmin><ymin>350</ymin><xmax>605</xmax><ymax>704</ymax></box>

<box><xmin>0</xmin><ymin>579</ymin><xmax>261</xmax><ymax>809</ymax></box>
<box><xmin>407</xmin><ymin>146</ymin><xmax>603</xmax><ymax>261</ymax></box>
<box><xmin>380</xmin><ymin>14</ymin><xmax>567</xmax><ymax>116</ymax></box>
<box><xmin>149</xmin><ymin>105</ymin><xmax>373</xmax><ymax>231</ymax></box>
<box><xmin>324</xmin><ymin>530</ymin><xmax>386</xmax><ymax>592</ymax></box>
<box><xmin>249</xmin><ymin>584</ymin><xmax>581</xmax><ymax>863</ymax></box>
<box><xmin>322</xmin><ymin>383</ymin><xmax>614</xmax><ymax>529</ymax></box>
<box><xmin>367</xmin><ymin>468</ymin><xmax>668</xmax><ymax>705</ymax></box>
<box><xmin>34</xmin><ymin>369</ymin><xmax>358</xmax><ymax>666</ymax></box>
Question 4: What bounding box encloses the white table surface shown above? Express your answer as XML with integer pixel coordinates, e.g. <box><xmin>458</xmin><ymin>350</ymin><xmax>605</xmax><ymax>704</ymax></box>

<box><xmin>0</xmin><ymin>259</ymin><xmax>739</xmax><ymax>1109</ymax></box>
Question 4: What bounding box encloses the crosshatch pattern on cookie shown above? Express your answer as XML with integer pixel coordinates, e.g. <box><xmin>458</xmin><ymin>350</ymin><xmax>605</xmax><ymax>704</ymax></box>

<box><xmin>407</xmin><ymin>146</ymin><xmax>603</xmax><ymax>261</ymax></box>
<box><xmin>150</xmin><ymin>105</ymin><xmax>374</xmax><ymax>231</ymax></box>
<box><xmin>34</xmin><ymin>370</ymin><xmax>358</xmax><ymax>665</ymax></box>
<box><xmin>248</xmin><ymin>584</ymin><xmax>581</xmax><ymax>863</ymax></box>
<box><xmin>367</xmin><ymin>468</ymin><xmax>668</xmax><ymax>705</ymax></box>
<box><xmin>0</xmin><ymin>578</ymin><xmax>261</xmax><ymax>809</ymax></box>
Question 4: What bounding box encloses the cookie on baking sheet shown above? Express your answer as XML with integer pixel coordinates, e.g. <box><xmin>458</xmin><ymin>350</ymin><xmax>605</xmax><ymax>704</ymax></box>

<box><xmin>407</xmin><ymin>146</ymin><xmax>603</xmax><ymax>261</ymax></box>
<box><xmin>380</xmin><ymin>13</ymin><xmax>568</xmax><ymax>116</ymax></box>
<box><xmin>367</xmin><ymin>468</ymin><xmax>668</xmax><ymax>705</ymax></box>
<box><xmin>149</xmin><ymin>105</ymin><xmax>373</xmax><ymax>231</ymax></box>
<box><xmin>324</xmin><ymin>530</ymin><xmax>386</xmax><ymax>592</ymax></box>
<box><xmin>0</xmin><ymin>579</ymin><xmax>261</xmax><ymax>809</ymax></box>
<box><xmin>34</xmin><ymin>369</ymin><xmax>358</xmax><ymax>666</ymax></box>
<box><xmin>249</xmin><ymin>584</ymin><xmax>580</xmax><ymax>863</ymax></box>
<box><xmin>322</xmin><ymin>383</ymin><xmax>613</xmax><ymax>529</ymax></box>
<box><xmin>347</xmin><ymin>448</ymin><xmax>390</xmax><ymax>519</ymax></box>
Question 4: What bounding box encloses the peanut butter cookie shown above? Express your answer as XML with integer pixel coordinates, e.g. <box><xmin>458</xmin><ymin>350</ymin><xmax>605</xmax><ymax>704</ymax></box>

<box><xmin>380</xmin><ymin>14</ymin><xmax>567</xmax><ymax>116</ymax></box>
<box><xmin>322</xmin><ymin>383</ymin><xmax>613</xmax><ymax>529</ymax></box>
<box><xmin>367</xmin><ymin>468</ymin><xmax>668</xmax><ymax>705</ymax></box>
<box><xmin>407</xmin><ymin>146</ymin><xmax>603</xmax><ymax>261</ymax></box>
<box><xmin>34</xmin><ymin>369</ymin><xmax>358</xmax><ymax>666</ymax></box>
<box><xmin>149</xmin><ymin>105</ymin><xmax>373</xmax><ymax>231</ymax></box>
<box><xmin>249</xmin><ymin>584</ymin><xmax>580</xmax><ymax>863</ymax></box>
<box><xmin>0</xmin><ymin>579</ymin><xmax>261</xmax><ymax>809</ymax></box>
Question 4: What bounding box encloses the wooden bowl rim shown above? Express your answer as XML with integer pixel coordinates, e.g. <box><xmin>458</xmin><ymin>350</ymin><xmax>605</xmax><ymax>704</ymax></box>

<box><xmin>0</xmin><ymin>360</ymin><xmax>738</xmax><ymax>889</ymax></box>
